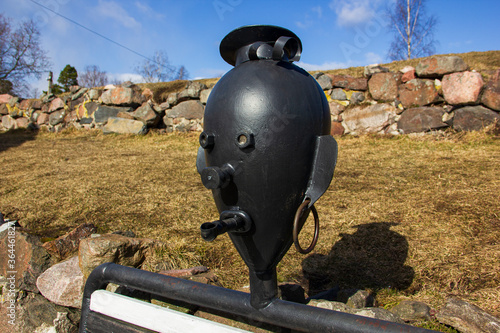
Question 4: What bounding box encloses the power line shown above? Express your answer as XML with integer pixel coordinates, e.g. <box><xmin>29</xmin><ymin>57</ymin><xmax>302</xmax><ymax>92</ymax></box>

<box><xmin>28</xmin><ymin>0</ymin><xmax>165</xmax><ymax>68</ymax></box>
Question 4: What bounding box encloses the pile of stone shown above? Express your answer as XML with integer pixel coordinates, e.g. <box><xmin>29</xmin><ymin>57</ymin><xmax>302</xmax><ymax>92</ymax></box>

<box><xmin>0</xmin><ymin>80</ymin><xmax>211</xmax><ymax>135</ymax></box>
<box><xmin>319</xmin><ymin>55</ymin><xmax>500</xmax><ymax>135</ymax></box>
<box><xmin>1</xmin><ymin>55</ymin><xmax>498</xmax><ymax>136</ymax></box>
<box><xmin>1</xmin><ymin>217</ymin><xmax>499</xmax><ymax>332</ymax></box>
<box><xmin>0</xmin><ymin>219</ymin><xmax>209</xmax><ymax>332</ymax></box>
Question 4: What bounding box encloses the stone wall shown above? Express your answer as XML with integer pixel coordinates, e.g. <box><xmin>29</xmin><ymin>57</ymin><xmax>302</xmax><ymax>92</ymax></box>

<box><xmin>1</xmin><ymin>55</ymin><xmax>499</xmax><ymax>135</ymax></box>
<box><xmin>323</xmin><ymin>56</ymin><xmax>499</xmax><ymax>135</ymax></box>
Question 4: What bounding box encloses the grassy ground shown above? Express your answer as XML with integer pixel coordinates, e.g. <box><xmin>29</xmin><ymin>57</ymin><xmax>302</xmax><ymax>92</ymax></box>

<box><xmin>317</xmin><ymin>50</ymin><xmax>500</xmax><ymax>79</ymax></box>
<box><xmin>1</xmin><ymin>128</ymin><xmax>499</xmax><ymax>328</ymax></box>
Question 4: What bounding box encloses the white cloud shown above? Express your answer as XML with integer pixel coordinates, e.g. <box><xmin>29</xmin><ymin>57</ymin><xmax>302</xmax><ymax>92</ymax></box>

<box><xmin>108</xmin><ymin>73</ymin><xmax>145</xmax><ymax>84</ymax></box>
<box><xmin>295</xmin><ymin>6</ymin><xmax>324</xmax><ymax>29</ymax></box>
<box><xmin>95</xmin><ymin>0</ymin><xmax>141</xmax><ymax>29</ymax></box>
<box><xmin>312</xmin><ymin>6</ymin><xmax>323</xmax><ymax>18</ymax></box>
<box><xmin>296</xmin><ymin>61</ymin><xmax>350</xmax><ymax>71</ymax></box>
<box><xmin>295</xmin><ymin>20</ymin><xmax>311</xmax><ymax>29</ymax></box>
<box><xmin>364</xmin><ymin>52</ymin><xmax>383</xmax><ymax>65</ymax></box>
<box><xmin>134</xmin><ymin>2</ymin><xmax>164</xmax><ymax>20</ymax></box>
<box><xmin>194</xmin><ymin>68</ymin><xmax>229</xmax><ymax>79</ymax></box>
<box><xmin>330</xmin><ymin>0</ymin><xmax>379</xmax><ymax>27</ymax></box>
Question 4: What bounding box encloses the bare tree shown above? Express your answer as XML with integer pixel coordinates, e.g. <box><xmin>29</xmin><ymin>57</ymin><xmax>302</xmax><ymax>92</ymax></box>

<box><xmin>174</xmin><ymin>66</ymin><xmax>189</xmax><ymax>80</ymax></box>
<box><xmin>79</xmin><ymin>65</ymin><xmax>109</xmax><ymax>88</ymax></box>
<box><xmin>134</xmin><ymin>50</ymin><xmax>181</xmax><ymax>83</ymax></box>
<box><xmin>0</xmin><ymin>13</ymin><xmax>51</xmax><ymax>95</ymax></box>
<box><xmin>386</xmin><ymin>0</ymin><xmax>437</xmax><ymax>61</ymax></box>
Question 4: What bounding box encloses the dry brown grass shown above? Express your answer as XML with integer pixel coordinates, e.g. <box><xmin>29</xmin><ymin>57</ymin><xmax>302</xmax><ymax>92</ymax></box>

<box><xmin>1</xmin><ymin>128</ymin><xmax>499</xmax><ymax>327</ymax></box>
<box><xmin>314</xmin><ymin>50</ymin><xmax>500</xmax><ymax>79</ymax></box>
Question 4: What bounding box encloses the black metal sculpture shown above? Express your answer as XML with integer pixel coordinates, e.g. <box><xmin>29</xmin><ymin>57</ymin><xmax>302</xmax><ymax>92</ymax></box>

<box><xmin>196</xmin><ymin>25</ymin><xmax>338</xmax><ymax>309</ymax></box>
<box><xmin>79</xmin><ymin>25</ymin><xmax>435</xmax><ymax>333</ymax></box>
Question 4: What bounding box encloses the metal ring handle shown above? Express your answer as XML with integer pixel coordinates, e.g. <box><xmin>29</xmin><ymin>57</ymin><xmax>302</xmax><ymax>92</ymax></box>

<box><xmin>272</xmin><ymin>36</ymin><xmax>301</xmax><ymax>62</ymax></box>
<box><xmin>293</xmin><ymin>199</ymin><xmax>319</xmax><ymax>254</ymax></box>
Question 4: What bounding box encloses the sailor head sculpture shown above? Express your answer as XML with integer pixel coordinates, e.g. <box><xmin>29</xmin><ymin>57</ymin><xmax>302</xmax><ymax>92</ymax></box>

<box><xmin>196</xmin><ymin>25</ymin><xmax>338</xmax><ymax>309</ymax></box>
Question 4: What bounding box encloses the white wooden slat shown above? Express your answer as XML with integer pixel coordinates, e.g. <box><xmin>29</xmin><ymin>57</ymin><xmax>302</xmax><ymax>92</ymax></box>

<box><xmin>89</xmin><ymin>289</ymin><xmax>251</xmax><ymax>333</ymax></box>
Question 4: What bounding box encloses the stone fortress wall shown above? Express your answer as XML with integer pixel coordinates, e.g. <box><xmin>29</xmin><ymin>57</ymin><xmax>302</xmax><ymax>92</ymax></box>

<box><xmin>1</xmin><ymin>55</ymin><xmax>499</xmax><ymax>135</ymax></box>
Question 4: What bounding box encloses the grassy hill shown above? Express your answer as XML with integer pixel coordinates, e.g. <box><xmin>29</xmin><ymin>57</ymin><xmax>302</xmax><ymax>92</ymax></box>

<box><xmin>316</xmin><ymin>50</ymin><xmax>500</xmax><ymax>78</ymax></box>
<box><xmin>140</xmin><ymin>50</ymin><xmax>500</xmax><ymax>103</ymax></box>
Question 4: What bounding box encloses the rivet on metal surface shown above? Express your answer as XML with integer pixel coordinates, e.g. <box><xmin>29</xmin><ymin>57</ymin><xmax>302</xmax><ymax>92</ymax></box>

<box><xmin>236</xmin><ymin>132</ymin><xmax>254</xmax><ymax>149</ymax></box>
<box><xmin>199</xmin><ymin>131</ymin><xmax>215</xmax><ymax>149</ymax></box>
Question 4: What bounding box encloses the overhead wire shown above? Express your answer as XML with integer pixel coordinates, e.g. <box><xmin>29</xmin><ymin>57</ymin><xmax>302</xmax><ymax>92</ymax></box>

<box><xmin>28</xmin><ymin>0</ymin><xmax>166</xmax><ymax>68</ymax></box>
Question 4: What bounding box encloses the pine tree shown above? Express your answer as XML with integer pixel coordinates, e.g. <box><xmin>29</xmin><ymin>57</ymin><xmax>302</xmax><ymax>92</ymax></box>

<box><xmin>57</xmin><ymin>65</ymin><xmax>78</xmax><ymax>91</ymax></box>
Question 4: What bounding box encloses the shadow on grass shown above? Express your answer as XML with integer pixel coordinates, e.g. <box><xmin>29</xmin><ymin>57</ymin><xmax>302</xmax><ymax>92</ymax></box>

<box><xmin>302</xmin><ymin>222</ymin><xmax>414</xmax><ymax>296</ymax></box>
<box><xmin>0</xmin><ymin>128</ymin><xmax>38</xmax><ymax>153</ymax></box>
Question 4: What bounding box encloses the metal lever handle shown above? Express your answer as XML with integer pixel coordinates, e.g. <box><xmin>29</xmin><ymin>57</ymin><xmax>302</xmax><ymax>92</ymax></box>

<box><xmin>200</xmin><ymin>163</ymin><xmax>235</xmax><ymax>189</ymax></box>
<box><xmin>200</xmin><ymin>210</ymin><xmax>252</xmax><ymax>242</ymax></box>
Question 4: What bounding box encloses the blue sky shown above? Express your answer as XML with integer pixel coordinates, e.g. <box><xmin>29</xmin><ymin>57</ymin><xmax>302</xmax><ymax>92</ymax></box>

<box><xmin>2</xmin><ymin>0</ymin><xmax>499</xmax><ymax>93</ymax></box>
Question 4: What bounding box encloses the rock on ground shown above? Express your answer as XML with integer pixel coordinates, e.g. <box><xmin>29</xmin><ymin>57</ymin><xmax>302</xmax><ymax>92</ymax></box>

<box><xmin>398</xmin><ymin>79</ymin><xmax>439</xmax><ymax>108</ymax></box>
<box><xmin>93</xmin><ymin>105</ymin><xmax>132</xmax><ymax>124</ymax></box>
<box><xmin>368</xmin><ymin>72</ymin><xmax>400</xmax><ymax>101</ymax></box>
<box><xmin>42</xmin><ymin>223</ymin><xmax>97</xmax><ymax>261</ymax></box>
<box><xmin>452</xmin><ymin>105</ymin><xmax>500</xmax><ymax>131</ymax></box>
<box><xmin>316</xmin><ymin>74</ymin><xmax>333</xmax><ymax>90</ymax></box>
<box><xmin>78</xmin><ymin>233</ymin><xmax>156</xmax><ymax>278</ymax></box>
<box><xmin>0</xmin><ymin>292</ymin><xmax>79</xmax><ymax>333</ymax></box>
<box><xmin>308</xmin><ymin>299</ymin><xmax>404</xmax><ymax>324</ymax></box>
<box><xmin>481</xmin><ymin>69</ymin><xmax>500</xmax><ymax>111</ymax></box>
<box><xmin>0</xmin><ymin>231</ymin><xmax>53</xmax><ymax>292</ymax></box>
<box><xmin>342</xmin><ymin>103</ymin><xmax>397</xmax><ymax>135</ymax></box>
<box><xmin>100</xmin><ymin>86</ymin><xmax>145</xmax><ymax>106</ymax></box>
<box><xmin>436</xmin><ymin>297</ymin><xmax>500</xmax><ymax>333</ymax></box>
<box><xmin>390</xmin><ymin>300</ymin><xmax>431</xmax><ymax>322</ymax></box>
<box><xmin>103</xmin><ymin>117</ymin><xmax>147</xmax><ymax>135</ymax></box>
<box><xmin>398</xmin><ymin>107</ymin><xmax>448</xmax><ymax>134</ymax></box>
<box><xmin>442</xmin><ymin>71</ymin><xmax>484</xmax><ymax>105</ymax></box>
<box><xmin>327</xmin><ymin>74</ymin><xmax>368</xmax><ymax>91</ymax></box>
<box><xmin>36</xmin><ymin>256</ymin><xmax>84</xmax><ymax>308</ymax></box>
<box><xmin>331</xmin><ymin>121</ymin><xmax>345</xmax><ymax>136</ymax></box>
<box><xmin>416</xmin><ymin>56</ymin><xmax>468</xmax><ymax>77</ymax></box>
<box><xmin>130</xmin><ymin>102</ymin><xmax>159</xmax><ymax>126</ymax></box>
<box><xmin>167</xmin><ymin>100</ymin><xmax>205</xmax><ymax>120</ymax></box>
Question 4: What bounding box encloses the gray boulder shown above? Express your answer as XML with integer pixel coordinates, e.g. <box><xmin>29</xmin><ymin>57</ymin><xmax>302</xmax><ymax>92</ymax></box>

<box><xmin>71</xmin><ymin>87</ymin><xmax>88</xmax><ymax>101</ymax></box>
<box><xmin>397</xmin><ymin>107</ymin><xmax>448</xmax><ymax>134</ymax></box>
<box><xmin>316</xmin><ymin>74</ymin><xmax>333</xmax><ymax>90</ymax></box>
<box><xmin>49</xmin><ymin>110</ymin><xmax>66</xmax><ymax>126</ymax></box>
<box><xmin>94</xmin><ymin>105</ymin><xmax>132</xmax><ymax>124</ymax></box>
<box><xmin>167</xmin><ymin>100</ymin><xmax>204</xmax><ymax>120</ymax></box>
<box><xmin>78</xmin><ymin>233</ymin><xmax>156</xmax><ymax>278</ymax></box>
<box><xmin>200</xmin><ymin>88</ymin><xmax>213</xmax><ymax>104</ymax></box>
<box><xmin>345</xmin><ymin>290</ymin><xmax>375</xmax><ymax>309</ymax></box>
<box><xmin>103</xmin><ymin>117</ymin><xmax>147</xmax><ymax>135</ymax></box>
<box><xmin>130</xmin><ymin>102</ymin><xmax>159</xmax><ymax>126</ymax></box>
<box><xmin>330</xmin><ymin>88</ymin><xmax>347</xmax><ymax>100</ymax></box>
<box><xmin>416</xmin><ymin>56</ymin><xmax>468</xmax><ymax>77</ymax></box>
<box><xmin>351</xmin><ymin>308</ymin><xmax>404</xmax><ymax>324</ymax></box>
<box><xmin>436</xmin><ymin>297</ymin><xmax>500</xmax><ymax>333</ymax></box>
<box><xmin>453</xmin><ymin>105</ymin><xmax>500</xmax><ymax>131</ymax></box>
<box><xmin>350</xmin><ymin>91</ymin><xmax>365</xmax><ymax>105</ymax></box>
<box><xmin>390</xmin><ymin>300</ymin><xmax>432</xmax><ymax>322</ymax></box>
<box><xmin>364</xmin><ymin>64</ymin><xmax>389</xmax><ymax>77</ymax></box>
<box><xmin>1</xmin><ymin>115</ymin><xmax>17</xmax><ymax>130</ymax></box>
